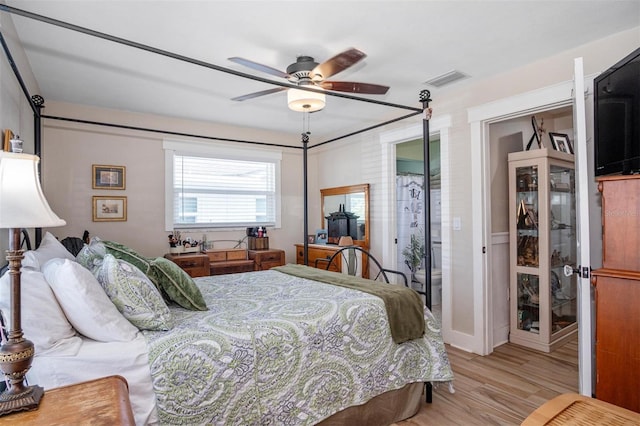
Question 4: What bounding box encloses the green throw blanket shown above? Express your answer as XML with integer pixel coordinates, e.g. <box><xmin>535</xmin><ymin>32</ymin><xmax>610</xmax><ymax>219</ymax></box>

<box><xmin>273</xmin><ymin>264</ymin><xmax>425</xmax><ymax>343</ymax></box>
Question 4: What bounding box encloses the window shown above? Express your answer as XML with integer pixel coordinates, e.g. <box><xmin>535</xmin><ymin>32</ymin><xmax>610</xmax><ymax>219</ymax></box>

<box><xmin>164</xmin><ymin>140</ymin><xmax>281</xmax><ymax>230</ymax></box>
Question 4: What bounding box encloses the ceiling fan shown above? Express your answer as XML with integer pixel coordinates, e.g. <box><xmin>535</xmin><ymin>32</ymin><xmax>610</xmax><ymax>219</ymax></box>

<box><xmin>228</xmin><ymin>48</ymin><xmax>389</xmax><ymax>111</ymax></box>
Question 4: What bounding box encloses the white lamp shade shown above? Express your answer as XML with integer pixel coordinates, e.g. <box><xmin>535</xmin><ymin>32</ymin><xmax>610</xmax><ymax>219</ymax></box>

<box><xmin>287</xmin><ymin>87</ymin><xmax>326</xmax><ymax>112</ymax></box>
<box><xmin>0</xmin><ymin>152</ymin><xmax>66</xmax><ymax>228</ymax></box>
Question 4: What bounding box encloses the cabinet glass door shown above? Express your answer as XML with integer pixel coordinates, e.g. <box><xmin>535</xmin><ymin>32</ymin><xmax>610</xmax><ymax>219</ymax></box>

<box><xmin>515</xmin><ymin>165</ymin><xmax>539</xmax><ymax>334</ymax></box>
<box><xmin>515</xmin><ymin>165</ymin><xmax>539</xmax><ymax>267</ymax></box>
<box><xmin>549</xmin><ymin>164</ymin><xmax>577</xmax><ymax>334</ymax></box>
<box><xmin>517</xmin><ymin>273</ymin><xmax>539</xmax><ymax>333</ymax></box>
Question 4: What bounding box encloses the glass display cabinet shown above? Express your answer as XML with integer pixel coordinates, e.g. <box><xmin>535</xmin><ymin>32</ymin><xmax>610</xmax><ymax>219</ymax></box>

<box><xmin>508</xmin><ymin>148</ymin><xmax>577</xmax><ymax>352</ymax></box>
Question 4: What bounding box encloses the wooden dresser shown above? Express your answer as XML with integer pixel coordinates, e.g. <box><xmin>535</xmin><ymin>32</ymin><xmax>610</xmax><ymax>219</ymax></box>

<box><xmin>248</xmin><ymin>249</ymin><xmax>285</xmax><ymax>270</ymax></box>
<box><xmin>295</xmin><ymin>243</ymin><xmax>342</xmax><ymax>272</ymax></box>
<box><xmin>591</xmin><ymin>175</ymin><xmax>640</xmax><ymax>413</ymax></box>
<box><xmin>0</xmin><ymin>375</ymin><xmax>134</xmax><ymax>425</ymax></box>
<box><xmin>205</xmin><ymin>248</ymin><xmax>254</xmax><ymax>275</ymax></box>
<box><xmin>164</xmin><ymin>252</ymin><xmax>210</xmax><ymax>277</ymax></box>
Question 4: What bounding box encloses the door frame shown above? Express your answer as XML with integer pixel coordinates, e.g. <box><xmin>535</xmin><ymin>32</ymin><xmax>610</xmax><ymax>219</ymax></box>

<box><xmin>468</xmin><ymin>71</ymin><xmax>595</xmax><ymax>394</ymax></box>
<box><xmin>469</xmin><ymin>80</ymin><xmax>578</xmax><ymax>354</ymax></box>
<box><xmin>380</xmin><ymin>114</ymin><xmax>453</xmax><ymax>342</ymax></box>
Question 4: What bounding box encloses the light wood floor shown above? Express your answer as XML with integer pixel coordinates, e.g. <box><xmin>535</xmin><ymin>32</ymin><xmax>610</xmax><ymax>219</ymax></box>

<box><xmin>395</xmin><ymin>338</ymin><xmax>579</xmax><ymax>425</ymax></box>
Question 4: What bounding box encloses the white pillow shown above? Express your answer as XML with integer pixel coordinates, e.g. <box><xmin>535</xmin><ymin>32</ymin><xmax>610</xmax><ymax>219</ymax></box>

<box><xmin>0</xmin><ymin>269</ymin><xmax>81</xmax><ymax>356</ymax></box>
<box><xmin>22</xmin><ymin>232</ymin><xmax>75</xmax><ymax>270</ymax></box>
<box><xmin>42</xmin><ymin>258</ymin><xmax>138</xmax><ymax>342</ymax></box>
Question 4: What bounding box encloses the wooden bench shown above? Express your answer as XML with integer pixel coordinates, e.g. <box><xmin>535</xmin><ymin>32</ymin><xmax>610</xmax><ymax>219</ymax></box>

<box><xmin>523</xmin><ymin>393</ymin><xmax>640</xmax><ymax>425</ymax></box>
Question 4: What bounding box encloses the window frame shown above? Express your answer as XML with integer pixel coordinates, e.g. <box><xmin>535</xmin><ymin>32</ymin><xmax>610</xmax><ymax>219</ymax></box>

<box><xmin>163</xmin><ymin>139</ymin><xmax>282</xmax><ymax>231</ymax></box>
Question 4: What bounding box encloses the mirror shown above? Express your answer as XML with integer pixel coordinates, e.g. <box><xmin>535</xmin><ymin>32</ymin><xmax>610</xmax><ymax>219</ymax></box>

<box><xmin>321</xmin><ymin>184</ymin><xmax>369</xmax><ymax>248</ymax></box>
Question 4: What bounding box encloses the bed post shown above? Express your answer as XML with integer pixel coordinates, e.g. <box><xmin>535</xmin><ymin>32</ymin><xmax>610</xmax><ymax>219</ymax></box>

<box><xmin>420</xmin><ymin>89</ymin><xmax>434</xmax><ymax>404</ymax></box>
<box><xmin>33</xmin><ymin>95</ymin><xmax>45</xmax><ymax>247</ymax></box>
<box><xmin>420</xmin><ymin>90</ymin><xmax>432</xmax><ymax>310</ymax></box>
<box><xmin>302</xmin><ymin>131</ymin><xmax>309</xmax><ymax>265</ymax></box>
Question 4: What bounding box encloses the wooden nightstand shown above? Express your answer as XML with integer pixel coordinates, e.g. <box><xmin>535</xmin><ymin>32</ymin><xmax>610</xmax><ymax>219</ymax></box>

<box><xmin>248</xmin><ymin>249</ymin><xmax>285</xmax><ymax>270</ymax></box>
<box><xmin>164</xmin><ymin>252</ymin><xmax>210</xmax><ymax>277</ymax></box>
<box><xmin>0</xmin><ymin>375</ymin><xmax>135</xmax><ymax>425</ymax></box>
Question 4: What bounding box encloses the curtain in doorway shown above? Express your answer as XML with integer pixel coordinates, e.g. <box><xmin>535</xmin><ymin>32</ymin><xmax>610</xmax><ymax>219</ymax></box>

<box><xmin>396</xmin><ymin>174</ymin><xmax>424</xmax><ymax>289</ymax></box>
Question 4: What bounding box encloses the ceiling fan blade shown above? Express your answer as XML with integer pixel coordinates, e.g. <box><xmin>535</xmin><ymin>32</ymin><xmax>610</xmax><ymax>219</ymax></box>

<box><xmin>231</xmin><ymin>87</ymin><xmax>286</xmax><ymax>101</ymax></box>
<box><xmin>312</xmin><ymin>48</ymin><xmax>366</xmax><ymax>80</ymax></box>
<box><xmin>319</xmin><ymin>81</ymin><xmax>389</xmax><ymax>95</ymax></box>
<box><xmin>228</xmin><ymin>57</ymin><xmax>290</xmax><ymax>79</ymax></box>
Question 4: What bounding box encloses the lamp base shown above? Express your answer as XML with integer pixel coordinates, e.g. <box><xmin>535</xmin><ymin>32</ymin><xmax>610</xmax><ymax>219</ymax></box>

<box><xmin>0</xmin><ymin>384</ymin><xmax>43</xmax><ymax>415</ymax></box>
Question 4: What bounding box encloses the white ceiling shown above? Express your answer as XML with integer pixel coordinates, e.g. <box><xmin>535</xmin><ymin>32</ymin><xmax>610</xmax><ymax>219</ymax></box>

<box><xmin>4</xmin><ymin>1</ymin><xmax>639</xmax><ymax>145</ymax></box>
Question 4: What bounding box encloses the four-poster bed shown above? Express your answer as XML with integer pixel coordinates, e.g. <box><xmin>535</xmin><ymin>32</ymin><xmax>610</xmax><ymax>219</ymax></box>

<box><xmin>0</xmin><ymin>5</ymin><xmax>444</xmax><ymax>424</ymax></box>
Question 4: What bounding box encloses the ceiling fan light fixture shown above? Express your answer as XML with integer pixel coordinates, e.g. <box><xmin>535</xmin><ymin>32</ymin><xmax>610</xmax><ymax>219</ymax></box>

<box><xmin>287</xmin><ymin>87</ymin><xmax>326</xmax><ymax>112</ymax></box>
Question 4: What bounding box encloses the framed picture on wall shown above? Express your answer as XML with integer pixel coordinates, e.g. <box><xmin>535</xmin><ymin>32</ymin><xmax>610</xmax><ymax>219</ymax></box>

<box><xmin>92</xmin><ymin>164</ymin><xmax>126</xmax><ymax>189</ymax></box>
<box><xmin>93</xmin><ymin>196</ymin><xmax>127</xmax><ymax>221</ymax></box>
<box><xmin>549</xmin><ymin>133</ymin><xmax>573</xmax><ymax>154</ymax></box>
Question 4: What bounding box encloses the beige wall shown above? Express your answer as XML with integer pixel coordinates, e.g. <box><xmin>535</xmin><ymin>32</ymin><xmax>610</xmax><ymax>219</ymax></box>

<box><xmin>40</xmin><ymin>102</ymin><xmax>306</xmax><ymax>262</ymax></box>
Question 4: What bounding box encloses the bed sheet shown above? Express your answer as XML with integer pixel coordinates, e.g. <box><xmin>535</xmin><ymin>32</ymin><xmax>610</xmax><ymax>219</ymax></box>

<box><xmin>143</xmin><ymin>269</ymin><xmax>453</xmax><ymax>425</ymax></box>
<box><xmin>28</xmin><ymin>333</ymin><xmax>158</xmax><ymax>425</ymax></box>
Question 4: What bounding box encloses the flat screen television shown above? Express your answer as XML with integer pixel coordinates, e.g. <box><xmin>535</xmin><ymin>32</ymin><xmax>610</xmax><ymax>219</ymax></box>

<box><xmin>593</xmin><ymin>47</ymin><xmax>640</xmax><ymax>176</ymax></box>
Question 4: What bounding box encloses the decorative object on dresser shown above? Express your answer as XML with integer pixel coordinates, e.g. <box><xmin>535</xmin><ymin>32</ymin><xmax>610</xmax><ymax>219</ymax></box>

<box><xmin>248</xmin><ymin>249</ymin><xmax>285</xmax><ymax>271</ymax></box>
<box><xmin>591</xmin><ymin>175</ymin><xmax>639</xmax><ymax>413</ymax></box>
<box><xmin>0</xmin><ymin>375</ymin><xmax>135</xmax><ymax>425</ymax></box>
<box><xmin>325</xmin><ymin>206</ymin><xmax>358</xmax><ymax>244</ymax></box>
<box><xmin>164</xmin><ymin>253</ymin><xmax>210</xmax><ymax>278</ymax></box>
<box><xmin>0</xmin><ymin>152</ymin><xmax>66</xmax><ymax>415</ymax></box>
<box><xmin>508</xmin><ymin>148</ymin><xmax>577</xmax><ymax>352</ymax></box>
<box><xmin>246</xmin><ymin>226</ymin><xmax>269</xmax><ymax>249</ymax></box>
<box><xmin>205</xmin><ymin>248</ymin><xmax>254</xmax><ymax>275</ymax></box>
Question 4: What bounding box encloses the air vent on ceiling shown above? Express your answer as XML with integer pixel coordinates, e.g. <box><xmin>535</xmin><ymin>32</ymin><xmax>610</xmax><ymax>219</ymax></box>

<box><xmin>424</xmin><ymin>70</ymin><xmax>469</xmax><ymax>88</ymax></box>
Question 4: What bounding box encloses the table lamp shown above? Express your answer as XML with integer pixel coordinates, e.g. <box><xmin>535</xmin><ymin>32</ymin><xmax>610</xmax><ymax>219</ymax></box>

<box><xmin>0</xmin><ymin>151</ymin><xmax>65</xmax><ymax>414</ymax></box>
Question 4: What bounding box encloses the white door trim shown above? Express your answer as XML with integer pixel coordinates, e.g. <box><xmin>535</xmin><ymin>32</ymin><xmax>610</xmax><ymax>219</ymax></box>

<box><xmin>468</xmin><ymin>80</ymin><xmax>575</xmax><ymax>355</ymax></box>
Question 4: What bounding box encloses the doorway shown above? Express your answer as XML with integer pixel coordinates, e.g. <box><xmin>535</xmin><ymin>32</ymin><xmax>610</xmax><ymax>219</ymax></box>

<box><xmin>487</xmin><ymin>107</ymin><xmax>574</xmax><ymax>347</ymax></box>
<box><xmin>395</xmin><ymin>137</ymin><xmax>442</xmax><ymax>321</ymax></box>
<box><xmin>380</xmin><ymin>114</ymin><xmax>452</xmax><ymax>342</ymax></box>
<box><xmin>469</xmin><ymin>66</ymin><xmax>594</xmax><ymax>395</ymax></box>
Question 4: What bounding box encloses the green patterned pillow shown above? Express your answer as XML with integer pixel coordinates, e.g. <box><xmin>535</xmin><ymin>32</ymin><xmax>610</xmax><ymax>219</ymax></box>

<box><xmin>94</xmin><ymin>254</ymin><xmax>173</xmax><ymax>331</ymax></box>
<box><xmin>103</xmin><ymin>240</ymin><xmax>152</xmax><ymax>275</ymax></box>
<box><xmin>76</xmin><ymin>237</ymin><xmax>107</xmax><ymax>271</ymax></box>
<box><xmin>149</xmin><ymin>257</ymin><xmax>207</xmax><ymax>311</ymax></box>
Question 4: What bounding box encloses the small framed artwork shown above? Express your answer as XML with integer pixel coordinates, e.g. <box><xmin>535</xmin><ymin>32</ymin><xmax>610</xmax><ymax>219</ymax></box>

<box><xmin>93</xmin><ymin>196</ymin><xmax>127</xmax><ymax>222</ymax></box>
<box><xmin>92</xmin><ymin>164</ymin><xmax>126</xmax><ymax>190</ymax></box>
<box><xmin>307</xmin><ymin>234</ymin><xmax>316</xmax><ymax>244</ymax></box>
<box><xmin>549</xmin><ymin>133</ymin><xmax>573</xmax><ymax>154</ymax></box>
<box><xmin>315</xmin><ymin>229</ymin><xmax>328</xmax><ymax>245</ymax></box>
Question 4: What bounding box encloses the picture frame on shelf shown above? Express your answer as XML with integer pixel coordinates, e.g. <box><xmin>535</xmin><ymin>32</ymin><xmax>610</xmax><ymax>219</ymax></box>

<box><xmin>92</xmin><ymin>164</ymin><xmax>126</xmax><ymax>189</ymax></box>
<box><xmin>315</xmin><ymin>229</ymin><xmax>328</xmax><ymax>244</ymax></box>
<box><xmin>93</xmin><ymin>196</ymin><xmax>127</xmax><ymax>221</ymax></box>
<box><xmin>307</xmin><ymin>234</ymin><xmax>316</xmax><ymax>244</ymax></box>
<box><xmin>3</xmin><ymin>129</ymin><xmax>13</xmax><ymax>151</ymax></box>
<box><xmin>549</xmin><ymin>132</ymin><xmax>573</xmax><ymax>154</ymax></box>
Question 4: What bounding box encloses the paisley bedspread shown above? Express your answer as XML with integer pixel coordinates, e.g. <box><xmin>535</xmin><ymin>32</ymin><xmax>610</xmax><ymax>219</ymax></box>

<box><xmin>142</xmin><ymin>268</ymin><xmax>453</xmax><ymax>425</ymax></box>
